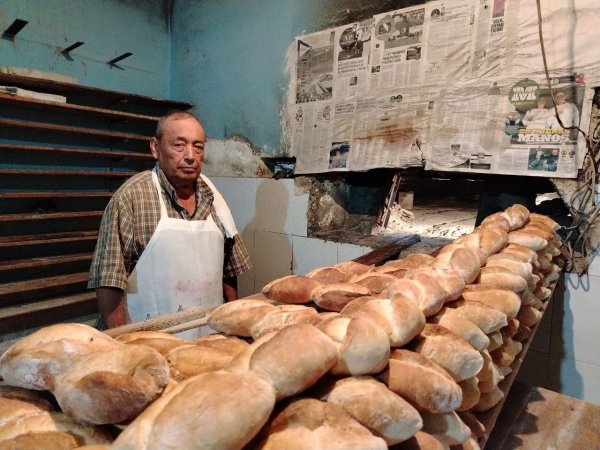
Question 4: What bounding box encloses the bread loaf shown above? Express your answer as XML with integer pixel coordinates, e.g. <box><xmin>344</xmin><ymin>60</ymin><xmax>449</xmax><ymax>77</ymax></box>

<box><xmin>317</xmin><ymin>315</ymin><xmax>390</xmax><ymax>376</ymax></box>
<box><xmin>389</xmin><ymin>431</ymin><xmax>450</xmax><ymax>450</ymax></box>
<box><xmin>472</xmin><ymin>385</ymin><xmax>504</xmax><ymax>412</ymax></box>
<box><xmin>230</xmin><ymin>324</ymin><xmax>338</xmax><ymax>400</ymax></box>
<box><xmin>384</xmin><ymin>276</ymin><xmax>446</xmax><ymax>317</ymax></box>
<box><xmin>261</xmin><ymin>275</ymin><xmax>321</xmax><ymax>304</ymax></box>
<box><xmin>252</xmin><ymin>398</ymin><xmax>387</xmax><ymax>450</ymax></box>
<box><xmin>486</xmin><ymin>331</ymin><xmax>503</xmax><ymax>351</ymax></box>
<box><xmin>507</xmin><ymin>230</ymin><xmax>548</xmax><ymax>251</ymax></box>
<box><xmin>0</xmin><ymin>410</ymin><xmax>113</xmax><ymax>448</ymax></box>
<box><xmin>529</xmin><ymin>213</ymin><xmax>560</xmax><ymax>231</ymax></box>
<box><xmin>432</xmin><ymin>246</ymin><xmax>482</xmax><ymax>284</ymax></box>
<box><xmin>352</xmin><ymin>272</ymin><xmax>399</xmax><ymax>294</ymax></box>
<box><xmin>115</xmin><ymin>331</ymin><xmax>186</xmax><ymax>356</ymax></box>
<box><xmin>476</xmin><ymin>266</ymin><xmax>527</xmax><ymax>293</ymax></box>
<box><xmin>457</xmin><ymin>377</ymin><xmax>480</xmax><ymax>411</ymax></box>
<box><xmin>449</xmin><ymin>303</ymin><xmax>508</xmax><ymax>334</ymax></box>
<box><xmin>53</xmin><ymin>344</ymin><xmax>170</xmax><ymax>424</ymax></box>
<box><xmin>0</xmin><ymin>384</ymin><xmax>57</xmax><ymax>412</ymax></box>
<box><xmin>0</xmin><ymin>324</ymin><xmax>120</xmax><ymax>391</ymax></box>
<box><xmin>459</xmin><ymin>285</ymin><xmax>521</xmax><ymax>318</ymax></box>
<box><xmin>517</xmin><ymin>305</ymin><xmax>543</xmax><ymax>327</ymax></box>
<box><xmin>320</xmin><ymin>376</ymin><xmax>423</xmax><ymax>445</ymax></box>
<box><xmin>405</xmin><ymin>266</ymin><xmax>465</xmax><ymax>303</ymax></box>
<box><xmin>410</xmin><ymin>324</ymin><xmax>484</xmax><ymax>382</ymax></box>
<box><xmin>341</xmin><ymin>295</ymin><xmax>426</xmax><ymax>347</ymax></box>
<box><xmin>485</xmin><ymin>253</ymin><xmax>533</xmax><ymax>280</ymax></box>
<box><xmin>429</xmin><ymin>308</ymin><xmax>489</xmax><ymax>351</ymax></box>
<box><xmin>381</xmin><ymin>349</ymin><xmax>462</xmax><ymax>414</ymax></box>
<box><xmin>480</xmin><ymin>212</ymin><xmax>511</xmax><ymax>232</ymax></box>
<box><xmin>334</xmin><ymin>261</ymin><xmax>374</xmax><ymax>276</ymax></box>
<box><xmin>207</xmin><ymin>299</ymin><xmax>278</xmax><ymax>337</ymax></box>
<box><xmin>455</xmin><ymin>225</ymin><xmax>508</xmax><ymax>257</ymax></box>
<box><xmin>111</xmin><ymin>370</ymin><xmax>276</xmax><ymax>450</ymax></box>
<box><xmin>312</xmin><ymin>282</ymin><xmax>372</xmax><ymax>312</ymax></box>
<box><xmin>490</xmin><ymin>337</ymin><xmax>522</xmax><ymax>367</ymax></box>
<box><xmin>504</xmin><ymin>204</ymin><xmax>530</xmax><ymax>229</ymax></box>
<box><xmin>499</xmin><ymin>243</ymin><xmax>538</xmax><ymax>263</ymax></box>
<box><xmin>420</xmin><ymin>410</ymin><xmax>472</xmax><ymax>446</ymax></box>
<box><xmin>306</xmin><ymin>266</ymin><xmax>353</xmax><ymax>283</ymax></box>
<box><xmin>250</xmin><ymin>305</ymin><xmax>321</xmax><ymax>339</ymax></box>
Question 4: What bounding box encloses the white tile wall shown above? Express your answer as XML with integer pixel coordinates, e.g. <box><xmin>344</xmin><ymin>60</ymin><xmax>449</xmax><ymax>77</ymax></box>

<box><xmin>552</xmin><ymin>355</ymin><xmax>600</xmax><ymax>405</ymax></box>
<box><xmin>554</xmin><ymin>273</ymin><xmax>600</xmax><ymax>365</ymax></box>
<box><xmin>291</xmin><ymin>236</ymin><xmax>338</xmax><ymax>275</ymax></box>
<box><xmin>337</xmin><ymin>242</ymin><xmax>371</xmax><ymax>262</ymax></box>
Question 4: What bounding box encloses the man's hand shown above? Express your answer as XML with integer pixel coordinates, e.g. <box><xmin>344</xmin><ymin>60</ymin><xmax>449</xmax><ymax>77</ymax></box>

<box><xmin>223</xmin><ymin>277</ymin><xmax>238</xmax><ymax>302</ymax></box>
<box><xmin>96</xmin><ymin>287</ymin><xmax>127</xmax><ymax>328</ymax></box>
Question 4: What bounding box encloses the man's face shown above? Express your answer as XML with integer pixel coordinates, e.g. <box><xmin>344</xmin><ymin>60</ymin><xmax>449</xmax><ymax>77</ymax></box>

<box><xmin>150</xmin><ymin>116</ymin><xmax>206</xmax><ymax>187</ymax></box>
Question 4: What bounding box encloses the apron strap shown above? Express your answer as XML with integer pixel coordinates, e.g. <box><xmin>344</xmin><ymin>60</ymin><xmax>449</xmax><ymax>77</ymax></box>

<box><xmin>200</xmin><ymin>174</ymin><xmax>238</xmax><ymax>238</ymax></box>
<box><xmin>151</xmin><ymin>168</ymin><xmax>169</xmax><ymax>219</ymax></box>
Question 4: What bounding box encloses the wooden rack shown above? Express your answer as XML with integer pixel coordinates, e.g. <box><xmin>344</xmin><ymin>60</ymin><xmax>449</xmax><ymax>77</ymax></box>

<box><xmin>0</xmin><ymin>73</ymin><xmax>192</xmax><ymax>335</ymax></box>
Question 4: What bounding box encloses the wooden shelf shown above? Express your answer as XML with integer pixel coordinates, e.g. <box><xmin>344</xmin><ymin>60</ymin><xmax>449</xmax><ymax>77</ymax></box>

<box><xmin>0</xmin><ymin>143</ymin><xmax>153</xmax><ymax>159</ymax></box>
<box><xmin>0</xmin><ymin>211</ymin><xmax>104</xmax><ymax>222</ymax></box>
<box><xmin>0</xmin><ymin>118</ymin><xmax>151</xmax><ymax>142</ymax></box>
<box><xmin>0</xmin><ymin>291</ymin><xmax>97</xmax><ymax>321</ymax></box>
<box><xmin>0</xmin><ymin>192</ymin><xmax>113</xmax><ymax>199</ymax></box>
<box><xmin>0</xmin><ymin>168</ymin><xmax>137</xmax><ymax>177</ymax></box>
<box><xmin>0</xmin><ymin>231</ymin><xmax>98</xmax><ymax>248</ymax></box>
<box><xmin>0</xmin><ymin>272</ymin><xmax>89</xmax><ymax>299</ymax></box>
<box><xmin>0</xmin><ymin>72</ymin><xmax>192</xmax><ymax>111</ymax></box>
<box><xmin>0</xmin><ymin>92</ymin><xmax>159</xmax><ymax>124</ymax></box>
<box><xmin>0</xmin><ymin>252</ymin><xmax>94</xmax><ymax>271</ymax></box>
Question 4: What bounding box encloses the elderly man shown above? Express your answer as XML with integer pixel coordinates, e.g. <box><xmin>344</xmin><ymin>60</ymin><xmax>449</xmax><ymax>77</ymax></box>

<box><xmin>88</xmin><ymin>110</ymin><xmax>251</xmax><ymax>337</ymax></box>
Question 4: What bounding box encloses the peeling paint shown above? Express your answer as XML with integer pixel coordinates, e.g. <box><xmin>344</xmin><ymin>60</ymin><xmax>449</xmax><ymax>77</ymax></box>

<box><xmin>202</xmin><ymin>136</ymin><xmax>271</xmax><ymax>178</ymax></box>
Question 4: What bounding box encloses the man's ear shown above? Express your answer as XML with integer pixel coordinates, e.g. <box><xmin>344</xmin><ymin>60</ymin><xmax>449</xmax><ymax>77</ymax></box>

<box><xmin>150</xmin><ymin>137</ymin><xmax>159</xmax><ymax>159</ymax></box>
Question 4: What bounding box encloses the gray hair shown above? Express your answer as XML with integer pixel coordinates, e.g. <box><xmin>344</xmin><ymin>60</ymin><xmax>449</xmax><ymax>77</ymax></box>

<box><xmin>154</xmin><ymin>110</ymin><xmax>202</xmax><ymax>140</ymax></box>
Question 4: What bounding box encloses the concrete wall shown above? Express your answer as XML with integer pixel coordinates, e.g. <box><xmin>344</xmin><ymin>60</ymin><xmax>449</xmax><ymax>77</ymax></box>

<box><xmin>0</xmin><ymin>0</ymin><xmax>171</xmax><ymax>97</ymax></box>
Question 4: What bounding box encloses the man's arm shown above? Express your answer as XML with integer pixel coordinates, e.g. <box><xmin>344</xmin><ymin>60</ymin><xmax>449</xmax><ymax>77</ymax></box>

<box><xmin>96</xmin><ymin>287</ymin><xmax>127</xmax><ymax>328</ymax></box>
<box><xmin>223</xmin><ymin>276</ymin><xmax>238</xmax><ymax>301</ymax></box>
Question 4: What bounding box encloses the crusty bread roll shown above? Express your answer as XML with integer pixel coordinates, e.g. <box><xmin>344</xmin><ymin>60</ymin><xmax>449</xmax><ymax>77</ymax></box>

<box><xmin>459</xmin><ymin>285</ymin><xmax>521</xmax><ymax>319</ymax></box>
<box><xmin>472</xmin><ymin>385</ymin><xmax>504</xmax><ymax>412</ymax></box>
<box><xmin>457</xmin><ymin>410</ymin><xmax>486</xmax><ymax>441</ymax></box>
<box><xmin>111</xmin><ymin>370</ymin><xmax>276</xmax><ymax>450</ymax></box>
<box><xmin>478</xmin><ymin>361</ymin><xmax>504</xmax><ymax>394</ymax></box>
<box><xmin>0</xmin><ymin>324</ymin><xmax>120</xmax><ymax>391</ymax></box>
<box><xmin>317</xmin><ymin>315</ymin><xmax>390</xmax><ymax>376</ymax></box>
<box><xmin>0</xmin><ymin>384</ymin><xmax>57</xmax><ymax>412</ymax></box>
<box><xmin>507</xmin><ymin>230</ymin><xmax>548</xmax><ymax>251</ymax></box>
<box><xmin>53</xmin><ymin>344</ymin><xmax>170</xmax><ymax>424</ymax></box>
<box><xmin>115</xmin><ymin>331</ymin><xmax>186</xmax><ymax>356</ymax></box>
<box><xmin>486</xmin><ymin>331</ymin><xmax>503</xmax><ymax>352</ymax></box>
<box><xmin>420</xmin><ymin>410</ymin><xmax>472</xmax><ymax>446</ymax></box>
<box><xmin>320</xmin><ymin>376</ymin><xmax>422</xmax><ymax>445</ymax></box>
<box><xmin>352</xmin><ymin>272</ymin><xmax>399</xmax><ymax>294</ymax></box>
<box><xmin>250</xmin><ymin>304</ymin><xmax>321</xmax><ymax>339</ymax></box>
<box><xmin>312</xmin><ymin>282</ymin><xmax>371</xmax><ymax>312</ymax></box>
<box><xmin>334</xmin><ymin>261</ymin><xmax>374</xmax><ymax>276</ymax></box>
<box><xmin>341</xmin><ymin>295</ymin><xmax>426</xmax><ymax>347</ymax></box>
<box><xmin>0</xmin><ymin>409</ymin><xmax>113</xmax><ymax>448</ymax></box>
<box><xmin>410</xmin><ymin>324</ymin><xmax>484</xmax><ymax>382</ymax></box>
<box><xmin>405</xmin><ymin>266</ymin><xmax>465</xmax><ymax>303</ymax></box>
<box><xmin>0</xmin><ymin>397</ymin><xmax>52</xmax><ymax>425</ymax></box>
<box><xmin>432</xmin><ymin>246</ymin><xmax>482</xmax><ymax>284</ymax></box>
<box><xmin>504</xmin><ymin>204</ymin><xmax>530</xmax><ymax>229</ymax></box>
<box><xmin>481</xmin><ymin>212</ymin><xmax>511</xmax><ymax>232</ymax></box>
<box><xmin>517</xmin><ymin>305</ymin><xmax>543</xmax><ymax>327</ymax></box>
<box><xmin>490</xmin><ymin>337</ymin><xmax>522</xmax><ymax>367</ymax></box>
<box><xmin>500</xmin><ymin>317</ymin><xmax>520</xmax><ymax>340</ymax></box>
<box><xmin>261</xmin><ymin>275</ymin><xmax>322</xmax><ymax>304</ymax></box>
<box><xmin>476</xmin><ymin>266</ymin><xmax>528</xmax><ymax>293</ymax></box>
<box><xmin>306</xmin><ymin>266</ymin><xmax>353</xmax><ymax>283</ymax></box>
<box><xmin>207</xmin><ymin>298</ymin><xmax>278</xmax><ymax>337</ymax></box>
<box><xmin>455</xmin><ymin>225</ymin><xmax>508</xmax><ymax>257</ymax></box>
<box><xmin>381</xmin><ymin>349</ymin><xmax>462</xmax><ymax>414</ymax></box>
<box><xmin>388</xmin><ymin>431</ymin><xmax>450</xmax><ymax>450</ymax></box>
<box><xmin>429</xmin><ymin>308</ymin><xmax>489</xmax><ymax>351</ymax></box>
<box><xmin>457</xmin><ymin>377</ymin><xmax>480</xmax><ymax>411</ymax></box>
<box><xmin>513</xmin><ymin>322</ymin><xmax>532</xmax><ymax>342</ymax></box>
<box><xmin>448</xmin><ymin>302</ymin><xmax>508</xmax><ymax>334</ymax></box>
<box><xmin>485</xmin><ymin>253</ymin><xmax>533</xmax><ymax>280</ymax></box>
<box><xmin>529</xmin><ymin>213</ymin><xmax>560</xmax><ymax>231</ymax></box>
<box><xmin>229</xmin><ymin>324</ymin><xmax>338</xmax><ymax>400</ymax></box>
<box><xmin>384</xmin><ymin>276</ymin><xmax>446</xmax><ymax>317</ymax></box>
<box><xmin>252</xmin><ymin>398</ymin><xmax>387</xmax><ymax>450</ymax></box>
<box><xmin>166</xmin><ymin>336</ymin><xmax>248</xmax><ymax>381</ymax></box>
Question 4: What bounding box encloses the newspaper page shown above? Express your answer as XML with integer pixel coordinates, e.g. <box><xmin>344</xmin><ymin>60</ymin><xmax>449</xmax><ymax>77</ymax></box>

<box><xmin>425</xmin><ymin>75</ymin><xmax>584</xmax><ymax>177</ymax></box>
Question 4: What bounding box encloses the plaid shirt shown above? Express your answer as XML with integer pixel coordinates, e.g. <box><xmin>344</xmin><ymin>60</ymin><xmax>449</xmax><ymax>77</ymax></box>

<box><xmin>88</xmin><ymin>164</ymin><xmax>251</xmax><ymax>290</ymax></box>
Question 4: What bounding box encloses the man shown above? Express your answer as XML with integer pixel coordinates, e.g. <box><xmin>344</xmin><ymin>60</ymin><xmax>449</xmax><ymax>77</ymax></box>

<box><xmin>88</xmin><ymin>110</ymin><xmax>251</xmax><ymax>337</ymax></box>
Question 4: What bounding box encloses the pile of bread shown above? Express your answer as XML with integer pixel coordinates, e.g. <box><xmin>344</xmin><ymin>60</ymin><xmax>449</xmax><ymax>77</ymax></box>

<box><xmin>0</xmin><ymin>204</ymin><xmax>563</xmax><ymax>449</ymax></box>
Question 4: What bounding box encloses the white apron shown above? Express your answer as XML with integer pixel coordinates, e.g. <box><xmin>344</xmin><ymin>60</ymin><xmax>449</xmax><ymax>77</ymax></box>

<box><xmin>126</xmin><ymin>169</ymin><xmax>237</xmax><ymax>339</ymax></box>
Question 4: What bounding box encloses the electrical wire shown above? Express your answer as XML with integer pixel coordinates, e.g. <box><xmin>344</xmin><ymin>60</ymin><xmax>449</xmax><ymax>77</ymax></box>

<box><xmin>536</xmin><ymin>0</ymin><xmax>600</xmax><ymax>275</ymax></box>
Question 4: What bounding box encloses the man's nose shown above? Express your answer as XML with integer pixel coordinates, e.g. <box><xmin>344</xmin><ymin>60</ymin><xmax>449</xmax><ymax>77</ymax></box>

<box><xmin>182</xmin><ymin>144</ymin><xmax>195</xmax><ymax>159</ymax></box>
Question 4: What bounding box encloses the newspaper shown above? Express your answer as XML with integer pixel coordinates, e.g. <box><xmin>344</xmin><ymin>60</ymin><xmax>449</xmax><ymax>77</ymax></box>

<box><xmin>290</xmin><ymin>0</ymin><xmax>598</xmax><ymax>178</ymax></box>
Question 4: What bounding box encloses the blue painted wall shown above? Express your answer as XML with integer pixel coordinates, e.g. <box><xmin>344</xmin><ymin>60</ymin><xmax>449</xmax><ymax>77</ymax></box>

<box><xmin>0</xmin><ymin>0</ymin><xmax>170</xmax><ymax>97</ymax></box>
<box><xmin>169</xmin><ymin>0</ymin><xmax>421</xmax><ymax>155</ymax></box>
